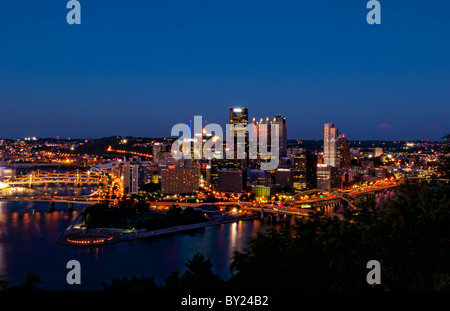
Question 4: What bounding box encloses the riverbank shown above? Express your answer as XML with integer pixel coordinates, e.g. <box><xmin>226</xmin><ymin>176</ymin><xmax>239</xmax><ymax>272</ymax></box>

<box><xmin>57</xmin><ymin>213</ymin><xmax>258</xmax><ymax>246</ymax></box>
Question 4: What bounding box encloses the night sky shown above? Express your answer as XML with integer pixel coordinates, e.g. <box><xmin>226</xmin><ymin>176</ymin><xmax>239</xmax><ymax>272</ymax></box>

<box><xmin>0</xmin><ymin>0</ymin><xmax>449</xmax><ymax>140</ymax></box>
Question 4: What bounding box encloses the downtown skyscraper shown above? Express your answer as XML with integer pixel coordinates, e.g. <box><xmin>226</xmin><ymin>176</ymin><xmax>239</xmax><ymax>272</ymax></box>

<box><xmin>323</xmin><ymin>123</ymin><xmax>340</xmax><ymax>167</ymax></box>
<box><xmin>273</xmin><ymin>114</ymin><xmax>287</xmax><ymax>158</ymax></box>
<box><xmin>339</xmin><ymin>134</ymin><xmax>351</xmax><ymax>169</ymax></box>
<box><xmin>229</xmin><ymin>107</ymin><xmax>249</xmax><ymax>162</ymax></box>
<box><xmin>318</xmin><ymin>123</ymin><xmax>341</xmax><ymax>190</ymax></box>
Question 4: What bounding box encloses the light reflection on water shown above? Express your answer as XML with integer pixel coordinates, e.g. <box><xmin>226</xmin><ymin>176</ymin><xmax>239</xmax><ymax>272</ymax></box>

<box><xmin>0</xmin><ymin>197</ymin><xmax>275</xmax><ymax>290</ymax></box>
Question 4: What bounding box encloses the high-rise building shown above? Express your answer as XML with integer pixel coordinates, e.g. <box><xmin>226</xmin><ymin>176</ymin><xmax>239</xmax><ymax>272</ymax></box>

<box><xmin>251</xmin><ymin>115</ymin><xmax>286</xmax><ymax>159</ymax></box>
<box><xmin>251</xmin><ymin>117</ymin><xmax>272</xmax><ymax>160</ymax></box>
<box><xmin>161</xmin><ymin>167</ymin><xmax>200</xmax><ymax>194</ymax></box>
<box><xmin>323</xmin><ymin>123</ymin><xmax>340</xmax><ymax>167</ymax></box>
<box><xmin>339</xmin><ymin>134</ymin><xmax>351</xmax><ymax>169</ymax></box>
<box><xmin>273</xmin><ymin>115</ymin><xmax>287</xmax><ymax>158</ymax></box>
<box><xmin>230</xmin><ymin>107</ymin><xmax>248</xmax><ymax>125</ymax></box>
<box><xmin>229</xmin><ymin>108</ymin><xmax>248</xmax><ymax>162</ymax></box>
<box><xmin>122</xmin><ymin>156</ymin><xmax>143</xmax><ymax>195</ymax></box>
<box><xmin>210</xmin><ymin>159</ymin><xmax>240</xmax><ymax>189</ymax></box>
<box><xmin>275</xmin><ymin>168</ymin><xmax>293</xmax><ymax>187</ymax></box>
<box><xmin>246</xmin><ymin>169</ymin><xmax>271</xmax><ymax>186</ymax></box>
<box><xmin>305</xmin><ymin>152</ymin><xmax>318</xmax><ymax>189</ymax></box>
<box><xmin>317</xmin><ymin>164</ymin><xmax>331</xmax><ymax>190</ymax></box>
<box><xmin>251</xmin><ymin>185</ymin><xmax>271</xmax><ymax>197</ymax></box>
<box><xmin>217</xmin><ymin>169</ymin><xmax>244</xmax><ymax>193</ymax></box>
<box><xmin>152</xmin><ymin>142</ymin><xmax>171</xmax><ymax>165</ymax></box>
<box><xmin>374</xmin><ymin>147</ymin><xmax>383</xmax><ymax>157</ymax></box>
<box><xmin>0</xmin><ymin>166</ymin><xmax>15</xmax><ymax>180</ymax></box>
<box><xmin>293</xmin><ymin>154</ymin><xmax>306</xmax><ymax>191</ymax></box>
<box><xmin>293</xmin><ymin>151</ymin><xmax>317</xmax><ymax>191</ymax></box>
<box><xmin>317</xmin><ymin>164</ymin><xmax>340</xmax><ymax>190</ymax></box>
<box><xmin>319</xmin><ymin>124</ymin><xmax>340</xmax><ymax>190</ymax></box>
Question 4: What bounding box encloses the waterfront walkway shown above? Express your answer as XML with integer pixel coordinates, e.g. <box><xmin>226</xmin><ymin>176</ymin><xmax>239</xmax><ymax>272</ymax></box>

<box><xmin>58</xmin><ymin>214</ymin><xmax>257</xmax><ymax>246</ymax></box>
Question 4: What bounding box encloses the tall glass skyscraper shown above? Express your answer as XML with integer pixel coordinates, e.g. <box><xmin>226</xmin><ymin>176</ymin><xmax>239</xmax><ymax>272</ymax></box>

<box><xmin>323</xmin><ymin>123</ymin><xmax>340</xmax><ymax>167</ymax></box>
<box><xmin>339</xmin><ymin>134</ymin><xmax>351</xmax><ymax>169</ymax></box>
<box><xmin>273</xmin><ymin>114</ymin><xmax>287</xmax><ymax>158</ymax></box>
<box><xmin>229</xmin><ymin>107</ymin><xmax>248</xmax><ymax>161</ymax></box>
<box><xmin>318</xmin><ymin>123</ymin><xmax>341</xmax><ymax>190</ymax></box>
<box><xmin>229</xmin><ymin>107</ymin><xmax>248</xmax><ymax>126</ymax></box>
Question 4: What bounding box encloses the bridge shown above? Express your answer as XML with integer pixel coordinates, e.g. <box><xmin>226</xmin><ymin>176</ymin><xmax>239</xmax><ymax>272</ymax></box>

<box><xmin>0</xmin><ymin>196</ymin><xmax>100</xmax><ymax>205</ymax></box>
<box><xmin>145</xmin><ymin>201</ymin><xmax>327</xmax><ymax>218</ymax></box>
<box><xmin>1</xmin><ymin>169</ymin><xmax>107</xmax><ymax>187</ymax></box>
<box><xmin>0</xmin><ymin>193</ymin><xmax>104</xmax><ymax>212</ymax></box>
<box><xmin>0</xmin><ymin>168</ymin><xmax>113</xmax><ymax>211</ymax></box>
<box><xmin>286</xmin><ymin>181</ymin><xmax>400</xmax><ymax>211</ymax></box>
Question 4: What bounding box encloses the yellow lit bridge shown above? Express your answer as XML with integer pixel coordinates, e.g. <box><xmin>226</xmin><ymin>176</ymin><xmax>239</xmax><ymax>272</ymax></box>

<box><xmin>2</xmin><ymin>169</ymin><xmax>107</xmax><ymax>187</ymax></box>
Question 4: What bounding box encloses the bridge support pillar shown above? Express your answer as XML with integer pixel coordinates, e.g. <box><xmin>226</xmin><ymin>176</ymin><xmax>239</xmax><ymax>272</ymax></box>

<box><xmin>68</xmin><ymin>203</ymin><xmax>74</xmax><ymax>212</ymax></box>
<box><xmin>49</xmin><ymin>201</ymin><xmax>55</xmax><ymax>212</ymax></box>
<box><xmin>260</xmin><ymin>208</ymin><xmax>264</xmax><ymax>220</ymax></box>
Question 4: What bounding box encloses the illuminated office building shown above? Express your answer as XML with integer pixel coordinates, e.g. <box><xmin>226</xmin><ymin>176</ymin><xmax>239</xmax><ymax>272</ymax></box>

<box><xmin>339</xmin><ymin>134</ymin><xmax>351</xmax><ymax>169</ymax></box>
<box><xmin>273</xmin><ymin>114</ymin><xmax>287</xmax><ymax>158</ymax></box>
<box><xmin>161</xmin><ymin>167</ymin><xmax>200</xmax><ymax>194</ymax></box>
<box><xmin>229</xmin><ymin>107</ymin><xmax>249</xmax><ymax>162</ymax></box>
<box><xmin>324</xmin><ymin>123</ymin><xmax>340</xmax><ymax>167</ymax></box>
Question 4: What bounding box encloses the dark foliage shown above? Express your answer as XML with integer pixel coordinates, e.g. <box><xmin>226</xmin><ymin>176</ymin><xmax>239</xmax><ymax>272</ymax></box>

<box><xmin>0</xmin><ymin>273</ymin><xmax>42</xmax><ymax>291</ymax></box>
<box><xmin>229</xmin><ymin>182</ymin><xmax>450</xmax><ymax>290</ymax></box>
<box><xmin>103</xmin><ymin>275</ymin><xmax>158</xmax><ymax>291</ymax></box>
<box><xmin>82</xmin><ymin>202</ymin><xmax>207</xmax><ymax>230</ymax></box>
<box><xmin>103</xmin><ymin>253</ymin><xmax>226</xmax><ymax>291</ymax></box>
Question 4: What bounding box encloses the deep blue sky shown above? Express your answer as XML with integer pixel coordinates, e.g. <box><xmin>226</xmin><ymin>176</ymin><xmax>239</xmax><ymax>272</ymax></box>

<box><xmin>0</xmin><ymin>0</ymin><xmax>449</xmax><ymax>140</ymax></box>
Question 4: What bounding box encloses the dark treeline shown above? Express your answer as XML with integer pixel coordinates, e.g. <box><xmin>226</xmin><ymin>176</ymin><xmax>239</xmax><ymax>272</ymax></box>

<box><xmin>81</xmin><ymin>201</ymin><xmax>207</xmax><ymax>230</ymax></box>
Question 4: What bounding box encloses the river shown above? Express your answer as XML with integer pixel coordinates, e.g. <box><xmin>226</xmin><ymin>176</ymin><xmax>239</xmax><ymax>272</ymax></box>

<box><xmin>0</xmin><ymin>186</ymin><xmax>276</xmax><ymax>290</ymax></box>
<box><xmin>0</xmin><ymin>185</ymin><xmax>395</xmax><ymax>291</ymax></box>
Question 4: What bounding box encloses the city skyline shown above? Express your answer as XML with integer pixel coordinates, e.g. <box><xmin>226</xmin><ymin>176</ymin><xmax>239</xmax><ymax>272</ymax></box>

<box><xmin>1</xmin><ymin>1</ymin><xmax>449</xmax><ymax>140</ymax></box>
<box><xmin>0</xmin><ymin>109</ymin><xmax>447</xmax><ymax>142</ymax></box>
<box><xmin>0</xmin><ymin>105</ymin><xmax>448</xmax><ymax>142</ymax></box>
<box><xmin>1</xmin><ymin>0</ymin><xmax>450</xmax><ymax>298</ymax></box>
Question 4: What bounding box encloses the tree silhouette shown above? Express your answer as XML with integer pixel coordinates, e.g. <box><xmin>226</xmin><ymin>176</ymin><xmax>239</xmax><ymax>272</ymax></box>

<box><xmin>0</xmin><ymin>273</ymin><xmax>42</xmax><ymax>291</ymax></box>
<box><xmin>229</xmin><ymin>182</ymin><xmax>450</xmax><ymax>290</ymax></box>
<box><xmin>103</xmin><ymin>275</ymin><xmax>158</xmax><ymax>291</ymax></box>
<box><xmin>161</xmin><ymin>253</ymin><xmax>227</xmax><ymax>291</ymax></box>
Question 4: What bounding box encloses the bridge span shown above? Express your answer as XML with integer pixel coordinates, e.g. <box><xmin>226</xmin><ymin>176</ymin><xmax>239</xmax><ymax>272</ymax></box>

<box><xmin>2</xmin><ymin>169</ymin><xmax>107</xmax><ymax>187</ymax></box>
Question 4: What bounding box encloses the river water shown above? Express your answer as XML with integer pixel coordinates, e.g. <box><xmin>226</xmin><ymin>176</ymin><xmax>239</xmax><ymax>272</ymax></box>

<box><xmin>0</xmin><ymin>185</ymin><xmax>394</xmax><ymax>291</ymax></box>
<box><xmin>0</xmin><ymin>186</ymin><xmax>277</xmax><ymax>290</ymax></box>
